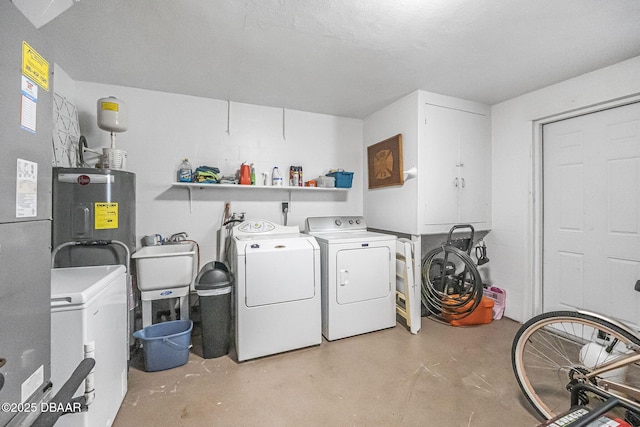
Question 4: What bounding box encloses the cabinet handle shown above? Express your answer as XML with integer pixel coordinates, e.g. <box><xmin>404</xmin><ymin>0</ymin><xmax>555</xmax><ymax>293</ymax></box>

<box><xmin>454</xmin><ymin>178</ymin><xmax>459</xmax><ymax>187</ymax></box>
<box><xmin>461</xmin><ymin>178</ymin><xmax>465</xmax><ymax>188</ymax></box>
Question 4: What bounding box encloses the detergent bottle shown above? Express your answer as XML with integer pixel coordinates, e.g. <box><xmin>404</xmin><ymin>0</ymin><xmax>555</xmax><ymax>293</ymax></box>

<box><xmin>178</xmin><ymin>158</ymin><xmax>192</xmax><ymax>182</ymax></box>
<box><xmin>272</xmin><ymin>166</ymin><xmax>283</xmax><ymax>186</ymax></box>
<box><xmin>239</xmin><ymin>163</ymin><xmax>251</xmax><ymax>185</ymax></box>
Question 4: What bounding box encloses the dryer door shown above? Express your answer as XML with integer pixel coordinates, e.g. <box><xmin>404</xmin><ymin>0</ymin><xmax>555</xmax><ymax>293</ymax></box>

<box><xmin>244</xmin><ymin>238</ymin><xmax>316</xmax><ymax>307</ymax></box>
<box><xmin>335</xmin><ymin>246</ymin><xmax>391</xmax><ymax>304</ymax></box>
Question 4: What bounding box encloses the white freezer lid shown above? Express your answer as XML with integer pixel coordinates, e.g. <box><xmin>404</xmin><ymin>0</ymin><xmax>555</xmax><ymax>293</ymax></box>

<box><xmin>51</xmin><ymin>265</ymin><xmax>126</xmax><ymax>305</ymax></box>
<box><xmin>306</xmin><ymin>230</ymin><xmax>396</xmax><ymax>244</ymax></box>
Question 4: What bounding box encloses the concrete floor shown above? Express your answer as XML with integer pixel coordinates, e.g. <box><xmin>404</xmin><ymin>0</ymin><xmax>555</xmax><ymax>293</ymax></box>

<box><xmin>113</xmin><ymin>317</ymin><xmax>542</xmax><ymax>426</ymax></box>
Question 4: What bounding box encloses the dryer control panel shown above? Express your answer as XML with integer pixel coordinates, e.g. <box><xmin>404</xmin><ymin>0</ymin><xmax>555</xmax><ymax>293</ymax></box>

<box><xmin>305</xmin><ymin>216</ymin><xmax>367</xmax><ymax>233</ymax></box>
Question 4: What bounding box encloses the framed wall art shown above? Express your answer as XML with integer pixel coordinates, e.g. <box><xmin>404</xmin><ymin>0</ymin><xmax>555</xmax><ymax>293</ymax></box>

<box><xmin>367</xmin><ymin>134</ymin><xmax>404</xmax><ymax>189</ymax></box>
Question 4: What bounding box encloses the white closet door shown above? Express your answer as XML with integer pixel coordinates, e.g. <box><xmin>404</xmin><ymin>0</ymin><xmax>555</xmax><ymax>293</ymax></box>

<box><xmin>543</xmin><ymin>102</ymin><xmax>640</xmax><ymax>326</ymax></box>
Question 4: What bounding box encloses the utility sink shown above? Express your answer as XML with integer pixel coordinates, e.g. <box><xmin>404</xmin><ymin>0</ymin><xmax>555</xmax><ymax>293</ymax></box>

<box><xmin>132</xmin><ymin>242</ymin><xmax>196</xmax><ymax>291</ymax></box>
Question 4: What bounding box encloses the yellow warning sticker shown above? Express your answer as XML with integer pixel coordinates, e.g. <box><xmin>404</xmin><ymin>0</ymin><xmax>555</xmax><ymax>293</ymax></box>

<box><xmin>100</xmin><ymin>101</ymin><xmax>119</xmax><ymax>112</ymax></box>
<box><xmin>22</xmin><ymin>41</ymin><xmax>49</xmax><ymax>91</ymax></box>
<box><xmin>95</xmin><ymin>202</ymin><xmax>119</xmax><ymax>229</ymax></box>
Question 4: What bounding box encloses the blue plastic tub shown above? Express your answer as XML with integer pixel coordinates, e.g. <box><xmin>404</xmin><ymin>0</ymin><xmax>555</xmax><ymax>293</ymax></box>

<box><xmin>326</xmin><ymin>171</ymin><xmax>354</xmax><ymax>188</ymax></box>
<box><xmin>133</xmin><ymin>320</ymin><xmax>193</xmax><ymax>372</ymax></box>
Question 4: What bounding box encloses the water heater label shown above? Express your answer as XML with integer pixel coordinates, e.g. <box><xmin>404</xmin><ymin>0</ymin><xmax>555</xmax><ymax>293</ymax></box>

<box><xmin>100</xmin><ymin>101</ymin><xmax>119</xmax><ymax>111</ymax></box>
<box><xmin>95</xmin><ymin>202</ymin><xmax>119</xmax><ymax>229</ymax></box>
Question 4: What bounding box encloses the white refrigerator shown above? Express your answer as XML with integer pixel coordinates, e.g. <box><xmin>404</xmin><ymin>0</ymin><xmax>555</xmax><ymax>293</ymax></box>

<box><xmin>51</xmin><ymin>265</ymin><xmax>128</xmax><ymax>427</ymax></box>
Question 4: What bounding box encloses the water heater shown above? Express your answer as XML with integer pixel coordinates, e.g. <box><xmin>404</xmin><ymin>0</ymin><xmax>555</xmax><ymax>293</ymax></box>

<box><xmin>52</xmin><ymin>167</ymin><xmax>136</xmax><ymax>268</ymax></box>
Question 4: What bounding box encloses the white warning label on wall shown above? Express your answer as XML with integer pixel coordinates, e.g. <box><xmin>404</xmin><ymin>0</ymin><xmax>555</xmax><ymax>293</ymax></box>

<box><xmin>16</xmin><ymin>158</ymin><xmax>37</xmax><ymax>217</ymax></box>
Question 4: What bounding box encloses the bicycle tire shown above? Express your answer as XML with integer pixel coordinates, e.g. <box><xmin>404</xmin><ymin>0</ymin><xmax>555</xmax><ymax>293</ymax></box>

<box><xmin>512</xmin><ymin>311</ymin><xmax>640</xmax><ymax>420</ymax></box>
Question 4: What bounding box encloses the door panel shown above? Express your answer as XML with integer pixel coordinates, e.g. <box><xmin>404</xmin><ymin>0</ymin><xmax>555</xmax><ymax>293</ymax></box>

<box><xmin>543</xmin><ymin>102</ymin><xmax>640</xmax><ymax>326</ymax></box>
<box><xmin>0</xmin><ymin>221</ymin><xmax>51</xmax><ymax>426</ymax></box>
<box><xmin>458</xmin><ymin>110</ymin><xmax>491</xmax><ymax>224</ymax></box>
<box><xmin>336</xmin><ymin>247</ymin><xmax>390</xmax><ymax>305</ymax></box>
<box><xmin>245</xmin><ymin>240</ymin><xmax>315</xmax><ymax>307</ymax></box>
<box><xmin>423</xmin><ymin>104</ymin><xmax>459</xmax><ymax>225</ymax></box>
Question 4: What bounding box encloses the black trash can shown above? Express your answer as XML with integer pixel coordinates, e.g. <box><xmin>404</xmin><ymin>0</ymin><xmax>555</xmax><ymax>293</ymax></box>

<box><xmin>195</xmin><ymin>261</ymin><xmax>231</xmax><ymax>358</ymax></box>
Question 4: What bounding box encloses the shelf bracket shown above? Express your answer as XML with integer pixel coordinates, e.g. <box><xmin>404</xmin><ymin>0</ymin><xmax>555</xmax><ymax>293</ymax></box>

<box><xmin>187</xmin><ymin>185</ymin><xmax>193</xmax><ymax>213</ymax></box>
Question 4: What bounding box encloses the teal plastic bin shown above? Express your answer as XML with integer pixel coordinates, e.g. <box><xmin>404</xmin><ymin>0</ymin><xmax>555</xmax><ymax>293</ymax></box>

<box><xmin>326</xmin><ymin>171</ymin><xmax>354</xmax><ymax>188</ymax></box>
<box><xmin>133</xmin><ymin>320</ymin><xmax>193</xmax><ymax>372</ymax></box>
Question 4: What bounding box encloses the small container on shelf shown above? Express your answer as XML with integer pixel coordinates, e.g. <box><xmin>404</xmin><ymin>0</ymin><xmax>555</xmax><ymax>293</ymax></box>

<box><xmin>178</xmin><ymin>158</ymin><xmax>193</xmax><ymax>182</ymax></box>
<box><xmin>326</xmin><ymin>171</ymin><xmax>353</xmax><ymax>188</ymax></box>
<box><xmin>317</xmin><ymin>176</ymin><xmax>335</xmax><ymax>188</ymax></box>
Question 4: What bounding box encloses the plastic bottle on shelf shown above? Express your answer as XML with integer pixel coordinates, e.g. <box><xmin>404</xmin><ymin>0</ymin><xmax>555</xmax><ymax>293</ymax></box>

<box><xmin>292</xmin><ymin>167</ymin><xmax>300</xmax><ymax>187</ymax></box>
<box><xmin>178</xmin><ymin>158</ymin><xmax>192</xmax><ymax>182</ymax></box>
<box><xmin>272</xmin><ymin>166</ymin><xmax>283</xmax><ymax>186</ymax></box>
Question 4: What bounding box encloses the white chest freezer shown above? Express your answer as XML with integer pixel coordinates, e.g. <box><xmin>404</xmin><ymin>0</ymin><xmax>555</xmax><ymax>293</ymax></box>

<box><xmin>51</xmin><ymin>265</ymin><xmax>128</xmax><ymax>427</ymax></box>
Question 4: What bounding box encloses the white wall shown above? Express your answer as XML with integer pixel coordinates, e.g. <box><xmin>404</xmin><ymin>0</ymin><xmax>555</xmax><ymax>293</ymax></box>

<box><xmin>363</xmin><ymin>91</ymin><xmax>420</xmax><ymax>234</ymax></box>
<box><xmin>53</xmin><ymin>63</ymin><xmax>75</xmax><ymax>99</ymax></box>
<box><xmin>489</xmin><ymin>55</ymin><xmax>640</xmax><ymax>322</ymax></box>
<box><xmin>71</xmin><ymin>82</ymin><xmax>363</xmax><ymax>265</ymax></box>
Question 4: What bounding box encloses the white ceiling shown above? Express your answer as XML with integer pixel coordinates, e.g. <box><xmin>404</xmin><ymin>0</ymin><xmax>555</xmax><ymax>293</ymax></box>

<box><xmin>38</xmin><ymin>0</ymin><xmax>640</xmax><ymax>119</ymax></box>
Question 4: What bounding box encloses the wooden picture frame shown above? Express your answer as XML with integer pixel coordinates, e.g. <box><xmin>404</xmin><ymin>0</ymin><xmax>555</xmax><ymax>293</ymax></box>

<box><xmin>367</xmin><ymin>134</ymin><xmax>404</xmax><ymax>189</ymax></box>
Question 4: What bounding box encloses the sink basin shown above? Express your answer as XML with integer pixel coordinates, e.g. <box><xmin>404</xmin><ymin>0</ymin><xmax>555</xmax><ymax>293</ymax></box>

<box><xmin>132</xmin><ymin>242</ymin><xmax>196</xmax><ymax>291</ymax></box>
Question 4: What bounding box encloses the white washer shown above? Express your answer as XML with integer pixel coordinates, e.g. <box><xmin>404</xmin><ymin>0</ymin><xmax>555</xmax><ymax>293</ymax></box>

<box><xmin>305</xmin><ymin>216</ymin><xmax>397</xmax><ymax>341</ymax></box>
<box><xmin>228</xmin><ymin>219</ymin><xmax>321</xmax><ymax>361</ymax></box>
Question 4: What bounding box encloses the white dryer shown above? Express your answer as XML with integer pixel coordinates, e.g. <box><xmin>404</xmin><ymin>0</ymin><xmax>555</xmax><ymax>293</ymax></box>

<box><xmin>305</xmin><ymin>216</ymin><xmax>396</xmax><ymax>341</ymax></box>
<box><xmin>228</xmin><ymin>219</ymin><xmax>321</xmax><ymax>361</ymax></box>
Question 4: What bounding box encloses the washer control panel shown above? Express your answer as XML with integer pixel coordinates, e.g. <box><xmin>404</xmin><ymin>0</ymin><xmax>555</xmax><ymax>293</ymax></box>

<box><xmin>238</xmin><ymin>220</ymin><xmax>276</xmax><ymax>233</ymax></box>
<box><xmin>305</xmin><ymin>216</ymin><xmax>367</xmax><ymax>233</ymax></box>
<box><xmin>233</xmin><ymin>219</ymin><xmax>300</xmax><ymax>238</ymax></box>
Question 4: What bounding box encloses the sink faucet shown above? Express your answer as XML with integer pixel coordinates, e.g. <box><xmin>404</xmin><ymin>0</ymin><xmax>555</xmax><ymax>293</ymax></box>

<box><xmin>168</xmin><ymin>232</ymin><xmax>188</xmax><ymax>243</ymax></box>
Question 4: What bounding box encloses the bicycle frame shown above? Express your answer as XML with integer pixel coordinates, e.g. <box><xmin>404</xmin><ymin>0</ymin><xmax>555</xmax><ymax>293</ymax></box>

<box><xmin>584</xmin><ymin>352</ymin><xmax>640</xmax><ymax>402</ymax></box>
<box><xmin>575</xmin><ymin>309</ymin><xmax>640</xmax><ymax>404</ymax></box>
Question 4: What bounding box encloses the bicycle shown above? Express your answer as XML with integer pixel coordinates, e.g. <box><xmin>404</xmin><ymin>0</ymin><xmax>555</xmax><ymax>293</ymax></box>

<box><xmin>512</xmin><ymin>310</ymin><xmax>640</xmax><ymax>424</ymax></box>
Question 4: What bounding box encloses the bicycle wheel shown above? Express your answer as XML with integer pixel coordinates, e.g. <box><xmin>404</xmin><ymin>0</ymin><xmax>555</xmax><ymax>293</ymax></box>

<box><xmin>512</xmin><ymin>311</ymin><xmax>640</xmax><ymax>420</ymax></box>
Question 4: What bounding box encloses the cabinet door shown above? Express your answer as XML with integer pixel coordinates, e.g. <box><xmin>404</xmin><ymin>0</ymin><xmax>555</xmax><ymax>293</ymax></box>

<box><xmin>422</xmin><ymin>104</ymin><xmax>491</xmax><ymax>230</ymax></box>
<box><xmin>423</xmin><ymin>104</ymin><xmax>460</xmax><ymax>225</ymax></box>
<box><xmin>457</xmin><ymin>110</ymin><xmax>491</xmax><ymax>225</ymax></box>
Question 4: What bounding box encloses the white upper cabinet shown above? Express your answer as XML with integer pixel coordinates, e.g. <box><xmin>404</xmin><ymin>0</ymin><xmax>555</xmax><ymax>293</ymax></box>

<box><xmin>364</xmin><ymin>90</ymin><xmax>491</xmax><ymax>235</ymax></box>
<box><xmin>422</xmin><ymin>103</ymin><xmax>491</xmax><ymax>232</ymax></box>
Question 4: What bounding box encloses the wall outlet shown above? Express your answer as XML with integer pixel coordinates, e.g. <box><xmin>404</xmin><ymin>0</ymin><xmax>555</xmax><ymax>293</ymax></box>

<box><xmin>282</xmin><ymin>202</ymin><xmax>289</xmax><ymax>213</ymax></box>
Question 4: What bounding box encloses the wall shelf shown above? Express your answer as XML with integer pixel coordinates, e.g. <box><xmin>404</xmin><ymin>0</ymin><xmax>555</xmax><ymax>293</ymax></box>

<box><xmin>171</xmin><ymin>182</ymin><xmax>348</xmax><ymax>212</ymax></box>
